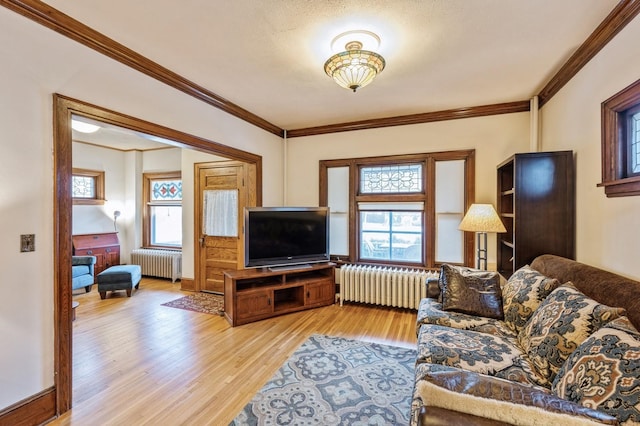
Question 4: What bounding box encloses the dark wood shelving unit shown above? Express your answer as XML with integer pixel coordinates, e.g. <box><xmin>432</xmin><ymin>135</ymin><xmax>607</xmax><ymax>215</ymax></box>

<box><xmin>497</xmin><ymin>151</ymin><xmax>575</xmax><ymax>277</ymax></box>
<box><xmin>224</xmin><ymin>263</ymin><xmax>335</xmax><ymax>326</ymax></box>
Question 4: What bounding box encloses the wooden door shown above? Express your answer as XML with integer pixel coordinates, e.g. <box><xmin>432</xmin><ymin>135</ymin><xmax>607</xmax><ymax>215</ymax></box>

<box><xmin>196</xmin><ymin>161</ymin><xmax>256</xmax><ymax>293</ymax></box>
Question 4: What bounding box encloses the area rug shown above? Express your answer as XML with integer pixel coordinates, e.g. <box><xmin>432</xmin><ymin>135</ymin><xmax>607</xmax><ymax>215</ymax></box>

<box><xmin>161</xmin><ymin>292</ymin><xmax>224</xmax><ymax>315</ymax></box>
<box><xmin>231</xmin><ymin>334</ymin><xmax>416</xmax><ymax>425</ymax></box>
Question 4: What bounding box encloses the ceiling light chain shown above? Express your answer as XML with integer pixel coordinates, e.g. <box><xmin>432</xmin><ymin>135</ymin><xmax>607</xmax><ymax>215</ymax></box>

<box><xmin>324</xmin><ymin>35</ymin><xmax>386</xmax><ymax>93</ymax></box>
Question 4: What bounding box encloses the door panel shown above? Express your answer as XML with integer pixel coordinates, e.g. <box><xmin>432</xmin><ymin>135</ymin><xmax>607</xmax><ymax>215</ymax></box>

<box><xmin>196</xmin><ymin>161</ymin><xmax>256</xmax><ymax>293</ymax></box>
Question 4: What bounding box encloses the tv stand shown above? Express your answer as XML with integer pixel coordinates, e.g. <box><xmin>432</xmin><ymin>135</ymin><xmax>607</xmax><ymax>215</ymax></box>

<box><xmin>224</xmin><ymin>263</ymin><xmax>335</xmax><ymax>326</ymax></box>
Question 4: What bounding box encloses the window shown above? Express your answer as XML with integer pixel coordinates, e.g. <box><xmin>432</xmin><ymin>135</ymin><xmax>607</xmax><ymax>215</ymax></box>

<box><xmin>320</xmin><ymin>151</ymin><xmax>474</xmax><ymax>268</ymax></box>
<box><xmin>625</xmin><ymin>105</ymin><xmax>640</xmax><ymax>177</ymax></box>
<box><xmin>359</xmin><ymin>163</ymin><xmax>424</xmax><ymax>263</ymax></box>
<box><xmin>600</xmin><ymin>78</ymin><xmax>640</xmax><ymax>197</ymax></box>
<box><xmin>143</xmin><ymin>172</ymin><xmax>182</xmax><ymax>248</ymax></box>
<box><xmin>72</xmin><ymin>168</ymin><xmax>105</xmax><ymax>205</ymax></box>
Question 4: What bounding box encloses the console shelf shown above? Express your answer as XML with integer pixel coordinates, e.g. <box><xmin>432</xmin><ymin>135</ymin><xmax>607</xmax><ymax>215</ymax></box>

<box><xmin>224</xmin><ymin>263</ymin><xmax>335</xmax><ymax>326</ymax></box>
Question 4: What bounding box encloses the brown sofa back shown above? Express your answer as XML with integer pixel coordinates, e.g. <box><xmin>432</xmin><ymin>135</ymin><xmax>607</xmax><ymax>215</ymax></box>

<box><xmin>531</xmin><ymin>254</ymin><xmax>640</xmax><ymax>330</ymax></box>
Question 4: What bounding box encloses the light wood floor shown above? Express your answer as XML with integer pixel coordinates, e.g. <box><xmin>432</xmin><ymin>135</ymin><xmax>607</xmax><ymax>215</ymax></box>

<box><xmin>50</xmin><ymin>278</ymin><xmax>418</xmax><ymax>425</ymax></box>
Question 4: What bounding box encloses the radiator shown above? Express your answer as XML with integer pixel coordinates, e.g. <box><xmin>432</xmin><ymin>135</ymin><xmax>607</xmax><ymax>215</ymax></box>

<box><xmin>130</xmin><ymin>249</ymin><xmax>182</xmax><ymax>283</ymax></box>
<box><xmin>339</xmin><ymin>264</ymin><xmax>438</xmax><ymax>309</ymax></box>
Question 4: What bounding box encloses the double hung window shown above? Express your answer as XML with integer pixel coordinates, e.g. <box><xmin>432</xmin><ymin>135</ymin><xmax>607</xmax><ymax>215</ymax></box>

<box><xmin>144</xmin><ymin>172</ymin><xmax>182</xmax><ymax>248</ymax></box>
<box><xmin>359</xmin><ymin>164</ymin><xmax>424</xmax><ymax>263</ymax></box>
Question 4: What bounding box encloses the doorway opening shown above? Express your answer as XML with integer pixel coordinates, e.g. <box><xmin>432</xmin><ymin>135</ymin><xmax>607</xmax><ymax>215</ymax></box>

<box><xmin>54</xmin><ymin>94</ymin><xmax>263</xmax><ymax>415</ymax></box>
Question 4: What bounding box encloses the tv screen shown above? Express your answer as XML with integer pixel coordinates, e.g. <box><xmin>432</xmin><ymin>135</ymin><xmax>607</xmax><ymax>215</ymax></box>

<box><xmin>244</xmin><ymin>207</ymin><xmax>330</xmax><ymax>269</ymax></box>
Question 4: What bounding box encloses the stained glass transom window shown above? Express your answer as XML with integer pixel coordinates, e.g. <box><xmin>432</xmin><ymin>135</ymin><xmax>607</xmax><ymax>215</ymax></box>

<box><xmin>360</xmin><ymin>164</ymin><xmax>422</xmax><ymax>194</ymax></box>
<box><xmin>72</xmin><ymin>175</ymin><xmax>95</xmax><ymax>198</ymax></box>
<box><xmin>151</xmin><ymin>180</ymin><xmax>182</xmax><ymax>201</ymax></box>
<box><xmin>630</xmin><ymin>111</ymin><xmax>640</xmax><ymax>175</ymax></box>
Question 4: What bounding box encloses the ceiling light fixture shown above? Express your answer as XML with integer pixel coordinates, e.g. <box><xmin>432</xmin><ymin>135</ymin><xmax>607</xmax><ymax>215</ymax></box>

<box><xmin>324</xmin><ymin>31</ymin><xmax>386</xmax><ymax>93</ymax></box>
<box><xmin>71</xmin><ymin>119</ymin><xmax>100</xmax><ymax>134</ymax></box>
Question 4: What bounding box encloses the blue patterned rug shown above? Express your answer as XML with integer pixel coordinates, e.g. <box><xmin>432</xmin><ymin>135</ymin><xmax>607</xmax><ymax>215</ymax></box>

<box><xmin>230</xmin><ymin>334</ymin><xmax>416</xmax><ymax>425</ymax></box>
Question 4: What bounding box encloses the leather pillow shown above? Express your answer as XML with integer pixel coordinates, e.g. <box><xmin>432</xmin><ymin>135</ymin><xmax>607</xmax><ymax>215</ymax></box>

<box><xmin>440</xmin><ymin>264</ymin><xmax>504</xmax><ymax>320</ymax></box>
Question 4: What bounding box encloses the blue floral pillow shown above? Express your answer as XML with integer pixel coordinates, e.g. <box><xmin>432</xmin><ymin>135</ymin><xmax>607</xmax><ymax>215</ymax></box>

<box><xmin>552</xmin><ymin>317</ymin><xmax>640</xmax><ymax>425</ymax></box>
<box><xmin>518</xmin><ymin>282</ymin><xmax>626</xmax><ymax>383</ymax></box>
<box><xmin>502</xmin><ymin>265</ymin><xmax>561</xmax><ymax>333</ymax></box>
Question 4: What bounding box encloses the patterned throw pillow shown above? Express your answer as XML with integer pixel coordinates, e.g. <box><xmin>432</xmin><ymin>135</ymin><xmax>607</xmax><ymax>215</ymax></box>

<box><xmin>518</xmin><ymin>283</ymin><xmax>626</xmax><ymax>383</ymax></box>
<box><xmin>552</xmin><ymin>317</ymin><xmax>640</xmax><ymax>425</ymax></box>
<box><xmin>502</xmin><ymin>265</ymin><xmax>561</xmax><ymax>333</ymax></box>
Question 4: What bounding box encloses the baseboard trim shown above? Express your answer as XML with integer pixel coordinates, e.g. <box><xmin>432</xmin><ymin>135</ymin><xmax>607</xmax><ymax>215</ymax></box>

<box><xmin>180</xmin><ymin>277</ymin><xmax>195</xmax><ymax>291</ymax></box>
<box><xmin>0</xmin><ymin>387</ymin><xmax>56</xmax><ymax>426</ymax></box>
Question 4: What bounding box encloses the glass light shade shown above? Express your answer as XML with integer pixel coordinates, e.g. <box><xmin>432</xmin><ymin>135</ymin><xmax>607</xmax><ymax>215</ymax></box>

<box><xmin>458</xmin><ymin>204</ymin><xmax>506</xmax><ymax>233</ymax></box>
<box><xmin>71</xmin><ymin>119</ymin><xmax>100</xmax><ymax>133</ymax></box>
<box><xmin>324</xmin><ymin>48</ymin><xmax>385</xmax><ymax>92</ymax></box>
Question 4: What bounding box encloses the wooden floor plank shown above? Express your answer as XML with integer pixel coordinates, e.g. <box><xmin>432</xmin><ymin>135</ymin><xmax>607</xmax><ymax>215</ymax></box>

<box><xmin>49</xmin><ymin>278</ymin><xmax>417</xmax><ymax>425</ymax></box>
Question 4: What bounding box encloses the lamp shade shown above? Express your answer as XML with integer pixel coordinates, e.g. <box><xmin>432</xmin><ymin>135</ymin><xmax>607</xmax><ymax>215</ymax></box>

<box><xmin>324</xmin><ymin>41</ymin><xmax>385</xmax><ymax>92</ymax></box>
<box><xmin>458</xmin><ymin>204</ymin><xmax>506</xmax><ymax>233</ymax></box>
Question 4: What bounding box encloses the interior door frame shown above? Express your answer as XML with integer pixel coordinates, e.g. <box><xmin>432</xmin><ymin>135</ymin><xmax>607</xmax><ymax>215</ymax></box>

<box><xmin>53</xmin><ymin>94</ymin><xmax>263</xmax><ymax>415</ymax></box>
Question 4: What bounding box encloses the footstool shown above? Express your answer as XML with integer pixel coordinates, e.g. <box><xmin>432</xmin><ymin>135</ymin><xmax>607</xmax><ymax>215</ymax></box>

<box><xmin>97</xmin><ymin>265</ymin><xmax>142</xmax><ymax>299</ymax></box>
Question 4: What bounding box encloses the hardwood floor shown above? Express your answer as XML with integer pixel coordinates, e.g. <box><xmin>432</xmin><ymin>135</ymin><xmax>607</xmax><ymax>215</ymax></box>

<box><xmin>50</xmin><ymin>278</ymin><xmax>418</xmax><ymax>425</ymax></box>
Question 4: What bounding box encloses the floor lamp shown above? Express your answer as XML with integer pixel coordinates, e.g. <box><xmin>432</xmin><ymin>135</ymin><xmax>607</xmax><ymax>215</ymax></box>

<box><xmin>459</xmin><ymin>204</ymin><xmax>506</xmax><ymax>270</ymax></box>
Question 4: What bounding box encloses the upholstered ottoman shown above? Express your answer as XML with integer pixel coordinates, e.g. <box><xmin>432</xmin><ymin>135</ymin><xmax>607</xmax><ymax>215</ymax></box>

<box><xmin>97</xmin><ymin>265</ymin><xmax>142</xmax><ymax>299</ymax></box>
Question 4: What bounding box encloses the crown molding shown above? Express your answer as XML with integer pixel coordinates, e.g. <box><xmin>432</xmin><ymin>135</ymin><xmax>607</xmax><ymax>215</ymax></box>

<box><xmin>286</xmin><ymin>101</ymin><xmax>530</xmax><ymax>138</ymax></box>
<box><xmin>538</xmin><ymin>0</ymin><xmax>640</xmax><ymax>107</ymax></box>
<box><xmin>1</xmin><ymin>0</ymin><xmax>638</xmax><ymax>137</ymax></box>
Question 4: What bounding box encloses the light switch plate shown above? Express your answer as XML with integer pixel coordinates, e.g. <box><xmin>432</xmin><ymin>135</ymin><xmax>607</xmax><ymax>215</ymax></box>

<box><xmin>21</xmin><ymin>234</ymin><xmax>35</xmax><ymax>252</ymax></box>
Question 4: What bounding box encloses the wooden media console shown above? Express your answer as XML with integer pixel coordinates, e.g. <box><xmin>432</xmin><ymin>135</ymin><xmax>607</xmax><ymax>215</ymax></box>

<box><xmin>223</xmin><ymin>263</ymin><xmax>335</xmax><ymax>326</ymax></box>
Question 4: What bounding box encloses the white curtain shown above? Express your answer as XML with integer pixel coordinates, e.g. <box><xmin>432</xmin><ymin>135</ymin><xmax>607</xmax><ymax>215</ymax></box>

<box><xmin>203</xmin><ymin>189</ymin><xmax>238</xmax><ymax>237</ymax></box>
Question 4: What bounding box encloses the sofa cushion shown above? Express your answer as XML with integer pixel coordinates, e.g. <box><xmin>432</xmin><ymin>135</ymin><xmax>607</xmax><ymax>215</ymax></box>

<box><xmin>502</xmin><ymin>265</ymin><xmax>561</xmax><ymax>333</ymax></box>
<box><xmin>417</xmin><ymin>324</ymin><xmax>547</xmax><ymax>388</ymax></box>
<box><xmin>439</xmin><ymin>264</ymin><xmax>504</xmax><ymax>320</ymax></box>
<box><xmin>416</xmin><ymin>298</ymin><xmax>515</xmax><ymax>339</ymax></box>
<box><xmin>519</xmin><ymin>283</ymin><xmax>626</xmax><ymax>384</ymax></box>
<box><xmin>552</xmin><ymin>316</ymin><xmax>640</xmax><ymax>425</ymax></box>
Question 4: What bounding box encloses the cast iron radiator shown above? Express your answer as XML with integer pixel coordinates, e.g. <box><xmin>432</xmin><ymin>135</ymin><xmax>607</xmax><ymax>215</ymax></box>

<box><xmin>130</xmin><ymin>249</ymin><xmax>182</xmax><ymax>283</ymax></box>
<box><xmin>338</xmin><ymin>264</ymin><xmax>438</xmax><ymax>310</ymax></box>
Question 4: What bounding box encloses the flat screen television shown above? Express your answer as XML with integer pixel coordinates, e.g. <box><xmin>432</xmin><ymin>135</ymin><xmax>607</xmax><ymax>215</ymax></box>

<box><xmin>244</xmin><ymin>207</ymin><xmax>330</xmax><ymax>269</ymax></box>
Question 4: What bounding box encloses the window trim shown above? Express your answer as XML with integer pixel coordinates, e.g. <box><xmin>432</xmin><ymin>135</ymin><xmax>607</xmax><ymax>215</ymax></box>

<box><xmin>72</xmin><ymin>168</ymin><xmax>105</xmax><ymax>205</ymax></box>
<box><xmin>320</xmin><ymin>150</ymin><xmax>475</xmax><ymax>268</ymax></box>
<box><xmin>599</xmin><ymin>78</ymin><xmax>640</xmax><ymax>197</ymax></box>
<box><xmin>143</xmin><ymin>171</ymin><xmax>182</xmax><ymax>249</ymax></box>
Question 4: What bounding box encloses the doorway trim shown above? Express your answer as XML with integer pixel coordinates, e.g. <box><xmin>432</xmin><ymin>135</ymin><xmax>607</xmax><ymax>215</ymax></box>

<box><xmin>53</xmin><ymin>94</ymin><xmax>263</xmax><ymax>415</ymax></box>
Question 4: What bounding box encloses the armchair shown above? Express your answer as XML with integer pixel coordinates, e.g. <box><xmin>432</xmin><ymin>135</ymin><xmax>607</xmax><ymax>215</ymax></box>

<box><xmin>72</xmin><ymin>255</ymin><xmax>96</xmax><ymax>292</ymax></box>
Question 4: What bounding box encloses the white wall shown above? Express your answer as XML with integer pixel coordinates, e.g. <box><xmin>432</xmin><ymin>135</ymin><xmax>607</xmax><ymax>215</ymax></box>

<box><xmin>72</xmin><ymin>142</ymin><xmax>130</xmax><ymax>257</ymax></box>
<box><xmin>181</xmin><ymin>150</ymin><xmax>228</xmax><ymax>279</ymax></box>
<box><xmin>540</xmin><ymin>16</ymin><xmax>640</xmax><ymax>280</ymax></box>
<box><xmin>286</xmin><ymin>112</ymin><xmax>531</xmax><ymax>267</ymax></box>
<box><xmin>0</xmin><ymin>7</ymin><xmax>282</xmax><ymax>409</ymax></box>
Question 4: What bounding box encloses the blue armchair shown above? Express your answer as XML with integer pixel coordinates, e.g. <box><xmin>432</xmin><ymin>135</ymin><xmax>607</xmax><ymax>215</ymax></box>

<box><xmin>72</xmin><ymin>255</ymin><xmax>96</xmax><ymax>292</ymax></box>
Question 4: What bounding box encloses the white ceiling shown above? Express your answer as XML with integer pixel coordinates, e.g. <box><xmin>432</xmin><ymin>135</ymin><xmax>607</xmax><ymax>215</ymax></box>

<box><xmin>46</xmin><ymin>0</ymin><xmax>618</xmax><ymax>132</ymax></box>
<box><xmin>71</xmin><ymin>116</ymin><xmax>178</xmax><ymax>151</ymax></box>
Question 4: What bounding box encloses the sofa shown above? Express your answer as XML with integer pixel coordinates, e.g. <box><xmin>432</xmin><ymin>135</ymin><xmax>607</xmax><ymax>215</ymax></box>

<box><xmin>412</xmin><ymin>254</ymin><xmax>640</xmax><ymax>426</ymax></box>
<box><xmin>72</xmin><ymin>255</ymin><xmax>96</xmax><ymax>292</ymax></box>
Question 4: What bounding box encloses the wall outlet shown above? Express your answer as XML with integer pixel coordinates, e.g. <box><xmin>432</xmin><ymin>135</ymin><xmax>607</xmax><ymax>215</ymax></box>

<box><xmin>21</xmin><ymin>234</ymin><xmax>35</xmax><ymax>252</ymax></box>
